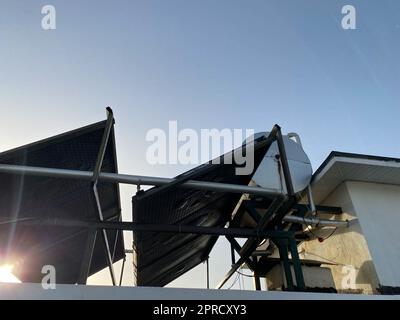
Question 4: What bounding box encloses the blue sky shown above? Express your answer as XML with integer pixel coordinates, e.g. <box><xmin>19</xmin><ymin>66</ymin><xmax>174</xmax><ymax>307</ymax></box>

<box><xmin>1</xmin><ymin>1</ymin><xmax>400</xmax><ymax>288</ymax></box>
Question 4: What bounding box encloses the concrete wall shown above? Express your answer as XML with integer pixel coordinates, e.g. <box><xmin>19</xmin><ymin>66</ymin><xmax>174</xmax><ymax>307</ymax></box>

<box><xmin>266</xmin><ymin>265</ymin><xmax>335</xmax><ymax>289</ymax></box>
<box><xmin>298</xmin><ymin>182</ymin><xmax>380</xmax><ymax>294</ymax></box>
<box><xmin>346</xmin><ymin>182</ymin><xmax>400</xmax><ymax>287</ymax></box>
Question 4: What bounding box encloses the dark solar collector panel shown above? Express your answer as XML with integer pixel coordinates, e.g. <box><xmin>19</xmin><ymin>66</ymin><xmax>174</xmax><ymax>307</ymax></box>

<box><xmin>132</xmin><ymin>136</ymin><xmax>271</xmax><ymax>287</ymax></box>
<box><xmin>0</xmin><ymin>121</ymin><xmax>124</xmax><ymax>284</ymax></box>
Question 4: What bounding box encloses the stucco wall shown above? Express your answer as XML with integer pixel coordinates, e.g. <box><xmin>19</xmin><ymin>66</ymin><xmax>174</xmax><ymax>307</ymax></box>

<box><xmin>346</xmin><ymin>181</ymin><xmax>400</xmax><ymax>287</ymax></box>
<box><xmin>298</xmin><ymin>182</ymin><xmax>379</xmax><ymax>294</ymax></box>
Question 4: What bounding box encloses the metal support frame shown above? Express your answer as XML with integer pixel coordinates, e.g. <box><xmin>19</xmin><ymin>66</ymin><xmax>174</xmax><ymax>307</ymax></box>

<box><xmin>230</xmin><ymin>241</ymin><xmax>236</xmax><ymax>265</ymax></box>
<box><xmin>289</xmin><ymin>237</ymin><xmax>305</xmax><ymax>290</ymax></box>
<box><xmin>0</xmin><ymin>125</ymin><xmax>284</xmax><ymax>201</ymax></box>
<box><xmin>214</xmin><ymin>126</ymin><xmax>310</xmax><ymax>291</ymax></box>
<box><xmin>226</xmin><ymin>236</ymin><xmax>257</xmax><ymax>270</ymax></box>
<box><xmin>253</xmin><ymin>272</ymin><xmax>261</xmax><ymax>291</ymax></box>
<box><xmin>77</xmin><ymin>228</ymin><xmax>97</xmax><ymax>284</ymax></box>
<box><xmin>283</xmin><ymin>214</ymin><xmax>349</xmax><ymax>228</ymax></box>
<box><xmin>273</xmin><ymin>236</ymin><xmax>305</xmax><ymax>291</ymax></box>
<box><xmin>244</xmin><ymin>202</ymin><xmax>261</xmax><ymax>224</ymax></box>
<box><xmin>6</xmin><ymin>218</ymin><xmax>297</xmax><ymax>239</ymax></box>
<box><xmin>93</xmin><ymin>186</ymin><xmax>116</xmax><ymax>285</ymax></box>
<box><xmin>228</xmin><ymin>197</ymin><xmax>312</xmax><ymax>291</ymax></box>
<box><xmin>0</xmin><ymin>118</ymin><xmax>311</xmax><ymax>290</ymax></box>
<box><xmin>206</xmin><ymin>257</ymin><xmax>210</xmax><ymax>289</ymax></box>
<box><xmin>294</xmin><ymin>204</ymin><xmax>343</xmax><ymax>215</ymax></box>
<box><xmin>216</xmin><ymin>194</ymin><xmax>286</xmax><ymax>289</ymax></box>
<box><xmin>91</xmin><ymin>107</ymin><xmax>116</xmax><ymax>286</ymax></box>
<box><xmin>275</xmin><ymin>239</ymin><xmax>294</xmax><ymax>290</ymax></box>
<box><xmin>119</xmin><ymin>256</ymin><xmax>126</xmax><ymax>286</ymax></box>
<box><xmin>276</xmin><ymin>126</ymin><xmax>294</xmax><ymax>196</ymax></box>
<box><xmin>0</xmin><ymin>164</ymin><xmax>283</xmax><ymax>198</ymax></box>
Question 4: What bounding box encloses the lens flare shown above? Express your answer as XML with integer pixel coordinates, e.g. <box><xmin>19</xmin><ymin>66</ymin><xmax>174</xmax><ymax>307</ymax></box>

<box><xmin>0</xmin><ymin>264</ymin><xmax>21</xmax><ymax>283</ymax></box>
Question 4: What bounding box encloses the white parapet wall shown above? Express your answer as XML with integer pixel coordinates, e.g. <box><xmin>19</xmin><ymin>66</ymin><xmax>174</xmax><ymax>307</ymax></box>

<box><xmin>0</xmin><ymin>282</ymin><xmax>398</xmax><ymax>300</ymax></box>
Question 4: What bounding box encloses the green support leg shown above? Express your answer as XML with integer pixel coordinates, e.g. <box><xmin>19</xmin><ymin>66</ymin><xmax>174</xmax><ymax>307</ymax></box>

<box><xmin>276</xmin><ymin>239</ymin><xmax>294</xmax><ymax>290</ymax></box>
<box><xmin>289</xmin><ymin>237</ymin><xmax>306</xmax><ymax>290</ymax></box>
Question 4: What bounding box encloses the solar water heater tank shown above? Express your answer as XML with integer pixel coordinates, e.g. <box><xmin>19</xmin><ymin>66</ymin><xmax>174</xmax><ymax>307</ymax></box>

<box><xmin>249</xmin><ymin>132</ymin><xmax>313</xmax><ymax>195</ymax></box>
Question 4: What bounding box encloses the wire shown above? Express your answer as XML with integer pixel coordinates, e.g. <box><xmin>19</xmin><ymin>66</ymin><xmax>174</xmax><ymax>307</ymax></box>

<box><xmin>301</xmin><ymin>205</ymin><xmax>338</xmax><ymax>241</ymax></box>
<box><xmin>300</xmin><ymin>250</ymin><xmax>343</xmax><ymax>266</ymax></box>
<box><xmin>256</xmin><ymin>239</ymin><xmax>267</xmax><ymax>248</ymax></box>
<box><xmin>236</xmin><ymin>270</ymin><xmax>254</xmax><ymax>278</ymax></box>
<box><xmin>322</xmin><ymin>227</ymin><xmax>338</xmax><ymax>241</ymax></box>
<box><xmin>227</xmin><ymin>272</ymin><xmax>240</xmax><ymax>289</ymax></box>
<box><xmin>304</xmin><ymin>223</ymin><xmax>338</xmax><ymax>241</ymax></box>
<box><xmin>301</xmin><ymin>250</ymin><xmax>361</xmax><ymax>271</ymax></box>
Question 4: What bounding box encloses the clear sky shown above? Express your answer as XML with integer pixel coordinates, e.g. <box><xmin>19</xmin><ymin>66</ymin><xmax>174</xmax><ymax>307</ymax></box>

<box><xmin>1</xmin><ymin>0</ymin><xmax>400</xmax><ymax>289</ymax></box>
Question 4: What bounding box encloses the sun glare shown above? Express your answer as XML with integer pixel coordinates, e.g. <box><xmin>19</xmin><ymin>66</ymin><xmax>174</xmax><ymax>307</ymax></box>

<box><xmin>0</xmin><ymin>265</ymin><xmax>21</xmax><ymax>283</ymax></box>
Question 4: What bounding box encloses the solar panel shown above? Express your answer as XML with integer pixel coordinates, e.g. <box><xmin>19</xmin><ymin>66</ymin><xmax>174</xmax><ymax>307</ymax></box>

<box><xmin>0</xmin><ymin>121</ymin><xmax>125</xmax><ymax>284</ymax></box>
<box><xmin>132</xmin><ymin>137</ymin><xmax>272</xmax><ymax>287</ymax></box>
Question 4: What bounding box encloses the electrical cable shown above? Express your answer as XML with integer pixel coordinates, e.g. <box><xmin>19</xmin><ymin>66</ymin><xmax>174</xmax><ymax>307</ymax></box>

<box><xmin>236</xmin><ymin>269</ymin><xmax>254</xmax><ymax>278</ymax></box>
<box><xmin>300</xmin><ymin>250</ymin><xmax>346</xmax><ymax>267</ymax></box>
<box><xmin>227</xmin><ymin>272</ymin><xmax>240</xmax><ymax>289</ymax></box>
<box><xmin>321</xmin><ymin>226</ymin><xmax>338</xmax><ymax>241</ymax></box>
<box><xmin>301</xmin><ymin>206</ymin><xmax>338</xmax><ymax>241</ymax></box>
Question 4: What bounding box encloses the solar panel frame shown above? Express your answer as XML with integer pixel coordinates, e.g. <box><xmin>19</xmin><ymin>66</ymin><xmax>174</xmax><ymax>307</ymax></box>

<box><xmin>0</xmin><ymin>120</ymin><xmax>125</xmax><ymax>284</ymax></box>
<box><xmin>132</xmin><ymin>136</ymin><xmax>272</xmax><ymax>287</ymax></box>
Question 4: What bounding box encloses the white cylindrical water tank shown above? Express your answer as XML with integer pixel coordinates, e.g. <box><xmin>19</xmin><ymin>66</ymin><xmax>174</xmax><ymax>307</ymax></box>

<box><xmin>249</xmin><ymin>132</ymin><xmax>313</xmax><ymax>195</ymax></box>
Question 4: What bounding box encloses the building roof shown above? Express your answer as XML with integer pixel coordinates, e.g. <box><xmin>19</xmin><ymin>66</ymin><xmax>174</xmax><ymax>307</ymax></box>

<box><xmin>311</xmin><ymin>151</ymin><xmax>400</xmax><ymax>203</ymax></box>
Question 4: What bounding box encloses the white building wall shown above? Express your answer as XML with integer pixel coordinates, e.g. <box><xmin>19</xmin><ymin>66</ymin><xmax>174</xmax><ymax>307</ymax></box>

<box><xmin>299</xmin><ymin>182</ymin><xmax>379</xmax><ymax>294</ymax></box>
<box><xmin>346</xmin><ymin>181</ymin><xmax>400</xmax><ymax>287</ymax></box>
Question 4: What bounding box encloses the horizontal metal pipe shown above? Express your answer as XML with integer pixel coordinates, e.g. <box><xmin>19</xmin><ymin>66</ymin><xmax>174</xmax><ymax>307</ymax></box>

<box><xmin>0</xmin><ymin>164</ymin><xmax>283</xmax><ymax>198</ymax></box>
<box><xmin>10</xmin><ymin>218</ymin><xmax>294</xmax><ymax>239</ymax></box>
<box><xmin>283</xmin><ymin>215</ymin><xmax>349</xmax><ymax>228</ymax></box>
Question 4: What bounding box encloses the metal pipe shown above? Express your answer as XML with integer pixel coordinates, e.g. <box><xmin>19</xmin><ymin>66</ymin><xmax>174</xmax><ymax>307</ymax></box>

<box><xmin>306</xmin><ymin>186</ymin><xmax>316</xmax><ymax>215</ymax></box>
<box><xmin>10</xmin><ymin>218</ymin><xmax>295</xmax><ymax>239</ymax></box>
<box><xmin>0</xmin><ymin>164</ymin><xmax>283</xmax><ymax>198</ymax></box>
<box><xmin>283</xmin><ymin>215</ymin><xmax>349</xmax><ymax>228</ymax></box>
<box><xmin>93</xmin><ymin>107</ymin><xmax>114</xmax><ymax>183</ymax></box>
